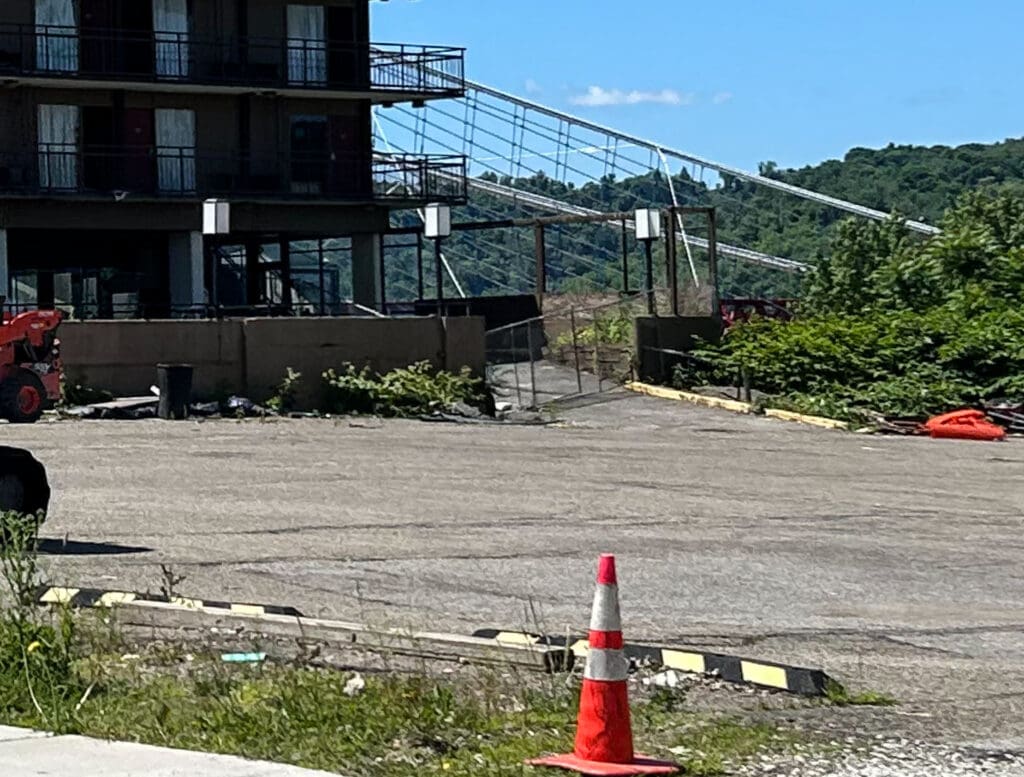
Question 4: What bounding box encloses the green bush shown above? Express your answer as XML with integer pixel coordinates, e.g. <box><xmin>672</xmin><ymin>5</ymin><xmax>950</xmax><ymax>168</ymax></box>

<box><xmin>322</xmin><ymin>362</ymin><xmax>485</xmax><ymax>417</ymax></box>
<box><xmin>687</xmin><ymin>192</ymin><xmax>1024</xmax><ymax>420</ymax></box>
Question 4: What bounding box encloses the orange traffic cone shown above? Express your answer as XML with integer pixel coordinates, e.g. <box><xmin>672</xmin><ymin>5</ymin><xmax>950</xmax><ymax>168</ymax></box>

<box><xmin>528</xmin><ymin>555</ymin><xmax>677</xmax><ymax>776</ymax></box>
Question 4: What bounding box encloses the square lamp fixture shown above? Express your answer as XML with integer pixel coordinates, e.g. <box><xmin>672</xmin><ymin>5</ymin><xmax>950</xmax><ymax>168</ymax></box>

<box><xmin>634</xmin><ymin>208</ymin><xmax>662</xmax><ymax>241</ymax></box>
<box><xmin>203</xmin><ymin>199</ymin><xmax>231</xmax><ymax>235</ymax></box>
<box><xmin>424</xmin><ymin>203</ymin><xmax>452</xmax><ymax>239</ymax></box>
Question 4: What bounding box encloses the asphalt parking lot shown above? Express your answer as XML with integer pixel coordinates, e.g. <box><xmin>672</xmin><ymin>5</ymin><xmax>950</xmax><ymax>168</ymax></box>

<box><xmin>5</xmin><ymin>393</ymin><xmax>1024</xmax><ymax>747</ymax></box>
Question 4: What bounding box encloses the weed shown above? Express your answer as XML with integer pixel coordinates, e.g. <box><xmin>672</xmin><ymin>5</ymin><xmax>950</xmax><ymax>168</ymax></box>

<box><xmin>322</xmin><ymin>362</ymin><xmax>485</xmax><ymax>417</ymax></box>
<box><xmin>266</xmin><ymin>368</ymin><xmax>302</xmax><ymax>414</ymax></box>
<box><xmin>825</xmin><ymin>679</ymin><xmax>897</xmax><ymax>707</ymax></box>
<box><xmin>157</xmin><ymin>565</ymin><xmax>186</xmax><ymax>601</ymax></box>
<box><xmin>0</xmin><ymin>511</ymin><xmax>87</xmax><ymax>732</ymax></box>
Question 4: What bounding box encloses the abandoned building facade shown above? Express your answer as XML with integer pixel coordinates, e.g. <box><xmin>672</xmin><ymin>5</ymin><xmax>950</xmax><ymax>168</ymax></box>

<box><xmin>0</xmin><ymin>0</ymin><xmax>466</xmax><ymax>318</ymax></box>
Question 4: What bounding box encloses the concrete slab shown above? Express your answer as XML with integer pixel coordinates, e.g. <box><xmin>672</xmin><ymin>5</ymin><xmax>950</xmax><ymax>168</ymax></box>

<box><xmin>0</xmin><ymin>730</ymin><xmax>334</xmax><ymax>776</ymax></box>
<box><xmin>0</xmin><ymin>725</ymin><xmax>48</xmax><ymax>742</ymax></box>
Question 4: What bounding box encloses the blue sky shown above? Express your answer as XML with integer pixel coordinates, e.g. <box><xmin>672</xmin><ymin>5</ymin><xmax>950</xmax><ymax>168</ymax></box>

<box><xmin>373</xmin><ymin>0</ymin><xmax>1024</xmax><ymax>172</ymax></box>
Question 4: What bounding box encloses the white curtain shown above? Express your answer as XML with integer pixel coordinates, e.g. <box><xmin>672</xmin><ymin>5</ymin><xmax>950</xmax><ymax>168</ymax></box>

<box><xmin>155</xmin><ymin>109</ymin><xmax>196</xmax><ymax>193</ymax></box>
<box><xmin>153</xmin><ymin>0</ymin><xmax>190</xmax><ymax>78</ymax></box>
<box><xmin>38</xmin><ymin>104</ymin><xmax>79</xmax><ymax>190</ymax></box>
<box><xmin>35</xmin><ymin>0</ymin><xmax>78</xmax><ymax>72</ymax></box>
<box><xmin>287</xmin><ymin>5</ymin><xmax>326</xmax><ymax>85</ymax></box>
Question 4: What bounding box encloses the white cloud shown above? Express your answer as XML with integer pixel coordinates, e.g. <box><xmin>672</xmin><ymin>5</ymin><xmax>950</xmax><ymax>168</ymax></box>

<box><xmin>525</xmin><ymin>78</ymin><xmax>542</xmax><ymax>95</ymax></box>
<box><xmin>712</xmin><ymin>91</ymin><xmax>734</xmax><ymax>105</ymax></box>
<box><xmin>569</xmin><ymin>86</ymin><xmax>692</xmax><ymax>107</ymax></box>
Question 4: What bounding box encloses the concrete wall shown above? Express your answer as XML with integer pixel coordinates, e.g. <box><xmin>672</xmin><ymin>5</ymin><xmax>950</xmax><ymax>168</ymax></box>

<box><xmin>634</xmin><ymin>316</ymin><xmax>723</xmax><ymax>384</ymax></box>
<box><xmin>60</xmin><ymin>320</ymin><xmax>246</xmax><ymax>399</ymax></box>
<box><xmin>59</xmin><ymin>316</ymin><xmax>487</xmax><ymax>409</ymax></box>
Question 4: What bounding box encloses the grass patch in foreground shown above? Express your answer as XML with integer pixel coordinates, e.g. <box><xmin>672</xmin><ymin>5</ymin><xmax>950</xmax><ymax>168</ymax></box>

<box><xmin>0</xmin><ymin>650</ymin><xmax>811</xmax><ymax>777</ymax></box>
<box><xmin>0</xmin><ymin>510</ymin><xmax>812</xmax><ymax>776</ymax></box>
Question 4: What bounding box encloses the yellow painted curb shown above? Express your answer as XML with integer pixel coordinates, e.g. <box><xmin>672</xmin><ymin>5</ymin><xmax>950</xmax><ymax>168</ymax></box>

<box><xmin>763</xmin><ymin>408</ymin><xmax>849</xmax><ymax>431</ymax></box>
<box><xmin>626</xmin><ymin>382</ymin><xmax>850</xmax><ymax>431</ymax></box>
<box><xmin>625</xmin><ymin>382</ymin><xmax>753</xmax><ymax>414</ymax></box>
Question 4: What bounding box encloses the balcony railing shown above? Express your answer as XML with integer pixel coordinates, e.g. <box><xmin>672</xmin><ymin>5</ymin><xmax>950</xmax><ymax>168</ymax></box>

<box><xmin>0</xmin><ymin>146</ymin><xmax>468</xmax><ymax>204</ymax></box>
<box><xmin>0</xmin><ymin>24</ymin><xmax>465</xmax><ymax>96</ymax></box>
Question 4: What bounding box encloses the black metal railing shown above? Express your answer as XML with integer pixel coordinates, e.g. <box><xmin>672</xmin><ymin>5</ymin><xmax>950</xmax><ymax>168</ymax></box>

<box><xmin>0</xmin><ymin>146</ymin><xmax>467</xmax><ymax>203</ymax></box>
<box><xmin>0</xmin><ymin>24</ymin><xmax>465</xmax><ymax>95</ymax></box>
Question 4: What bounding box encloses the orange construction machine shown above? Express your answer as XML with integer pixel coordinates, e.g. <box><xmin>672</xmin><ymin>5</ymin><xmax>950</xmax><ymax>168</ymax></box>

<box><xmin>0</xmin><ymin>308</ymin><xmax>63</xmax><ymax>424</ymax></box>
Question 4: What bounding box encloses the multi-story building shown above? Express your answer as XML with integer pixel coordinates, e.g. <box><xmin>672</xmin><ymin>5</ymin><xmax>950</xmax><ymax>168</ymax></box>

<box><xmin>0</xmin><ymin>0</ymin><xmax>466</xmax><ymax>318</ymax></box>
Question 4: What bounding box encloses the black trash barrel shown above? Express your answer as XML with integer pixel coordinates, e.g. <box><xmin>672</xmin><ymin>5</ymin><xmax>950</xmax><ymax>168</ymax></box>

<box><xmin>157</xmin><ymin>363</ymin><xmax>193</xmax><ymax>420</ymax></box>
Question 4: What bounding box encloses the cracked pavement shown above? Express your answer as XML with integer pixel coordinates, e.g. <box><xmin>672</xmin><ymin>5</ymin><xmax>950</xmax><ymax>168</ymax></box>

<box><xmin>5</xmin><ymin>392</ymin><xmax>1024</xmax><ymax>748</ymax></box>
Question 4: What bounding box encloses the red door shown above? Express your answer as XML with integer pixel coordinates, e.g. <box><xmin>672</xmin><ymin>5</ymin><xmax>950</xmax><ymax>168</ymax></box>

<box><xmin>120</xmin><ymin>108</ymin><xmax>156</xmax><ymax>193</ymax></box>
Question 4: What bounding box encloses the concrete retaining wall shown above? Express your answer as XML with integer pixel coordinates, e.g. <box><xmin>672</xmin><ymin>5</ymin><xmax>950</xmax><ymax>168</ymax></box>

<box><xmin>60</xmin><ymin>320</ymin><xmax>246</xmax><ymax>399</ymax></box>
<box><xmin>60</xmin><ymin>316</ymin><xmax>487</xmax><ymax>409</ymax></box>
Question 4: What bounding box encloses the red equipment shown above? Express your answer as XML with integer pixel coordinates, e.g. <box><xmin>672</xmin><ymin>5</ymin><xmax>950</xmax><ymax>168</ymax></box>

<box><xmin>720</xmin><ymin>298</ymin><xmax>795</xmax><ymax>328</ymax></box>
<box><xmin>0</xmin><ymin>308</ymin><xmax>63</xmax><ymax>424</ymax></box>
<box><xmin>924</xmin><ymin>409</ymin><xmax>1007</xmax><ymax>442</ymax></box>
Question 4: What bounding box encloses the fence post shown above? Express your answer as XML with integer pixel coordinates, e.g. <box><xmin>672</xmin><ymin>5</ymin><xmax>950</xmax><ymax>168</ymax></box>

<box><xmin>534</xmin><ymin>223</ymin><xmax>546</xmax><ymax>313</ymax></box>
<box><xmin>512</xmin><ymin>322</ymin><xmax>523</xmax><ymax>408</ymax></box>
<box><xmin>593</xmin><ymin>308</ymin><xmax>602</xmax><ymax>392</ymax></box>
<box><xmin>526</xmin><ymin>319</ymin><xmax>537</xmax><ymax>408</ymax></box>
<box><xmin>570</xmin><ymin>307</ymin><xmax>583</xmax><ymax>394</ymax></box>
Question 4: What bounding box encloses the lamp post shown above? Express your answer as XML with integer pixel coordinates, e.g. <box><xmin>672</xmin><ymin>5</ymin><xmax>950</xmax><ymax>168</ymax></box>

<box><xmin>634</xmin><ymin>208</ymin><xmax>661</xmax><ymax>315</ymax></box>
<box><xmin>203</xmin><ymin>199</ymin><xmax>231</xmax><ymax>316</ymax></box>
<box><xmin>424</xmin><ymin>203</ymin><xmax>451</xmax><ymax>317</ymax></box>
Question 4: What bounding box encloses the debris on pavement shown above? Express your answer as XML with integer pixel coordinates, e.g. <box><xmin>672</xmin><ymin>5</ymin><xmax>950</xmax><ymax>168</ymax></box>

<box><xmin>924</xmin><ymin>409</ymin><xmax>1007</xmax><ymax>442</ymax></box>
<box><xmin>220</xmin><ymin>652</ymin><xmax>267</xmax><ymax>664</ymax></box>
<box><xmin>343</xmin><ymin>673</ymin><xmax>366</xmax><ymax>697</ymax></box>
<box><xmin>62</xmin><ymin>396</ymin><xmax>158</xmax><ymax>420</ymax></box>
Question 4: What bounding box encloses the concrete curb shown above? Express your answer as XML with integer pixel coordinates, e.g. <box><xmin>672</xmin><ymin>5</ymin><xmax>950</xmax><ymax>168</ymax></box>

<box><xmin>625</xmin><ymin>382</ymin><xmax>753</xmax><ymax>414</ymax></box>
<box><xmin>625</xmin><ymin>381</ymin><xmax>848</xmax><ymax>432</ymax></box>
<box><xmin>763</xmin><ymin>407</ymin><xmax>849</xmax><ymax>431</ymax></box>
<box><xmin>36</xmin><ymin>585</ymin><xmax>304</xmax><ymax>617</ymax></box>
<box><xmin>472</xmin><ymin>629</ymin><xmax>832</xmax><ymax>696</ymax></box>
<box><xmin>35</xmin><ymin>586</ymin><xmax>571</xmax><ymax>673</ymax></box>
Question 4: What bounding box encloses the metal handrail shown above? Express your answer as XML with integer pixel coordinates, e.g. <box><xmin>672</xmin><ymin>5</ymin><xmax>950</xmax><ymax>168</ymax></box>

<box><xmin>0</xmin><ymin>23</ymin><xmax>465</xmax><ymax>94</ymax></box>
<box><xmin>0</xmin><ymin>147</ymin><xmax>467</xmax><ymax>202</ymax></box>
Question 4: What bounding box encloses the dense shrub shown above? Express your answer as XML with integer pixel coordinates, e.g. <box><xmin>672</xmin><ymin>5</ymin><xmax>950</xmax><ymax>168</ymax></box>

<box><xmin>686</xmin><ymin>193</ymin><xmax>1024</xmax><ymax>420</ymax></box>
<box><xmin>322</xmin><ymin>362</ymin><xmax>485</xmax><ymax>417</ymax></box>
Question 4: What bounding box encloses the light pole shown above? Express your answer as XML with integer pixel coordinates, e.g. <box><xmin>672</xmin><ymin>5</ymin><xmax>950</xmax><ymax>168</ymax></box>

<box><xmin>424</xmin><ymin>203</ymin><xmax>451</xmax><ymax>317</ymax></box>
<box><xmin>203</xmin><ymin>198</ymin><xmax>231</xmax><ymax>317</ymax></box>
<box><xmin>634</xmin><ymin>208</ymin><xmax>661</xmax><ymax>315</ymax></box>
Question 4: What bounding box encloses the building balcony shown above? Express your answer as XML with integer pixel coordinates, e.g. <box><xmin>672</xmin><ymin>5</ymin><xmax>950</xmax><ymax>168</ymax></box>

<box><xmin>0</xmin><ymin>25</ymin><xmax>465</xmax><ymax>101</ymax></box>
<box><xmin>0</xmin><ymin>147</ymin><xmax>467</xmax><ymax>205</ymax></box>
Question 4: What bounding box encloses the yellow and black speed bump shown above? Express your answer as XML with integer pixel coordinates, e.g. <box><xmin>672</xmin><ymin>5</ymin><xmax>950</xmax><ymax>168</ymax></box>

<box><xmin>472</xmin><ymin>629</ymin><xmax>830</xmax><ymax>696</ymax></box>
<box><xmin>34</xmin><ymin>586</ymin><xmax>305</xmax><ymax>618</ymax></box>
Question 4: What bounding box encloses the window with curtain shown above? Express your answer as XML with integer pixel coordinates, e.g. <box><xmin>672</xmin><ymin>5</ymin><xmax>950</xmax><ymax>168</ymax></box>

<box><xmin>38</xmin><ymin>104</ymin><xmax>79</xmax><ymax>191</ymax></box>
<box><xmin>155</xmin><ymin>109</ymin><xmax>196</xmax><ymax>193</ymax></box>
<box><xmin>35</xmin><ymin>0</ymin><xmax>79</xmax><ymax>72</ymax></box>
<box><xmin>287</xmin><ymin>5</ymin><xmax>327</xmax><ymax>85</ymax></box>
<box><xmin>153</xmin><ymin>0</ymin><xmax>190</xmax><ymax>78</ymax></box>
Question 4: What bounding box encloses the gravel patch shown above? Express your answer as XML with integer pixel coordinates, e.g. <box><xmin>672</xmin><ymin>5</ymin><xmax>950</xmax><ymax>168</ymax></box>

<box><xmin>741</xmin><ymin>740</ymin><xmax>1024</xmax><ymax>777</ymax></box>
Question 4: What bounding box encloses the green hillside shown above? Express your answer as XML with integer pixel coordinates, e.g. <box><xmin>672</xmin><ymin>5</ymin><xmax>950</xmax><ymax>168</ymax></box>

<box><xmin>434</xmin><ymin>137</ymin><xmax>1024</xmax><ymax>300</ymax></box>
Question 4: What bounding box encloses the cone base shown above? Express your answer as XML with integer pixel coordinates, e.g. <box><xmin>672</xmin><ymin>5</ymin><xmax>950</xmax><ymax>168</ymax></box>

<box><xmin>527</xmin><ymin>752</ymin><xmax>678</xmax><ymax>776</ymax></box>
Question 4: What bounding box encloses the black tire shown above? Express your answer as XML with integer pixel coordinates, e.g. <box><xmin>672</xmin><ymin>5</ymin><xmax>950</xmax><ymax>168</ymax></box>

<box><xmin>0</xmin><ymin>447</ymin><xmax>49</xmax><ymax>544</ymax></box>
<box><xmin>0</xmin><ymin>369</ymin><xmax>47</xmax><ymax>424</ymax></box>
